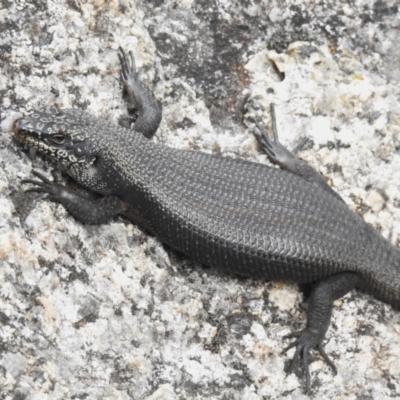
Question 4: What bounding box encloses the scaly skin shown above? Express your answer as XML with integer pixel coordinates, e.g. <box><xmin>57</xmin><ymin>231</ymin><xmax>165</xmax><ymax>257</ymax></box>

<box><xmin>12</xmin><ymin>47</ymin><xmax>400</xmax><ymax>393</ymax></box>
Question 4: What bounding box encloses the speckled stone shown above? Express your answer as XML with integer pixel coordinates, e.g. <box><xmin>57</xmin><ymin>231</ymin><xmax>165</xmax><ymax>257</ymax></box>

<box><xmin>1</xmin><ymin>0</ymin><xmax>400</xmax><ymax>399</ymax></box>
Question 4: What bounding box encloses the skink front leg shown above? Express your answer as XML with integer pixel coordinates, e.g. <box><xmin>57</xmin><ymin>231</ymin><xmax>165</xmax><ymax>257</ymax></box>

<box><xmin>118</xmin><ymin>47</ymin><xmax>162</xmax><ymax>138</ymax></box>
<box><xmin>22</xmin><ymin>171</ymin><xmax>127</xmax><ymax>225</ymax></box>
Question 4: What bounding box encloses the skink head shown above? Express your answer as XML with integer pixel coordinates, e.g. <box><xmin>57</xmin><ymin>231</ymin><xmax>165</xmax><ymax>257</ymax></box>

<box><xmin>13</xmin><ymin>107</ymin><xmax>98</xmax><ymax>172</ymax></box>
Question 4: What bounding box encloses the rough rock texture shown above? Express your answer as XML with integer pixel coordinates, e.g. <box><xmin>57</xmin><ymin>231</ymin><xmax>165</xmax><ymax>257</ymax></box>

<box><xmin>1</xmin><ymin>0</ymin><xmax>400</xmax><ymax>399</ymax></box>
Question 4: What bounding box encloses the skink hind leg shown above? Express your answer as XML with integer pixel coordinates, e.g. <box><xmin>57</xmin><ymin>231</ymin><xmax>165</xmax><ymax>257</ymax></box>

<box><xmin>22</xmin><ymin>171</ymin><xmax>126</xmax><ymax>225</ymax></box>
<box><xmin>253</xmin><ymin>104</ymin><xmax>343</xmax><ymax>202</ymax></box>
<box><xmin>283</xmin><ymin>272</ymin><xmax>359</xmax><ymax>393</ymax></box>
<box><xmin>118</xmin><ymin>47</ymin><xmax>162</xmax><ymax>138</ymax></box>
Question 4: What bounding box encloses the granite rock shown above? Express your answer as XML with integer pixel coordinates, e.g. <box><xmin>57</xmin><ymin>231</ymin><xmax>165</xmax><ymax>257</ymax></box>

<box><xmin>1</xmin><ymin>0</ymin><xmax>400</xmax><ymax>398</ymax></box>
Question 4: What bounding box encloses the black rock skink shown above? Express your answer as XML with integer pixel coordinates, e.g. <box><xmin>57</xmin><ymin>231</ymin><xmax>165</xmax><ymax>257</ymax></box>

<box><xmin>12</xmin><ymin>47</ymin><xmax>400</xmax><ymax>392</ymax></box>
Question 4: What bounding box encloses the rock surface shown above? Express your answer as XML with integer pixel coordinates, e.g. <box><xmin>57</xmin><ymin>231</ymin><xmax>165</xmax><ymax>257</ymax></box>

<box><xmin>1</xmin><ymin>0</ymin><xmax>400</xmax><ymax>398</ymax></box>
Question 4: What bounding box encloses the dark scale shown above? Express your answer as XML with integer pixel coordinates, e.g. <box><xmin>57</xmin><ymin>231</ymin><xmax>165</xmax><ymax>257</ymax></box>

<box><xmin>12</xmin><ymin>47</ymin><xmax>400</xmax><ymax>393</ymax></box>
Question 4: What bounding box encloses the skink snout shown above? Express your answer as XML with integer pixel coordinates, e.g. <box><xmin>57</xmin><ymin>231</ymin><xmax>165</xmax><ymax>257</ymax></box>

<box><xmin>12</xmin><ymin>118</ymin><xmax>19</xmax><ymax>133</ymax></box>
<box><xmin>12</xmin><ymin>118</ymin><xmax>29</xmax><ymax>140</ymax></box>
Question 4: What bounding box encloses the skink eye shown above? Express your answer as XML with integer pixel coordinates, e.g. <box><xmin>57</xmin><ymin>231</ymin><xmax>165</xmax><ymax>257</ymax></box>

<box><xmin>51</xmin><ymin>134</ymin><xmax>66</xmax><ymax>145</ymax></box>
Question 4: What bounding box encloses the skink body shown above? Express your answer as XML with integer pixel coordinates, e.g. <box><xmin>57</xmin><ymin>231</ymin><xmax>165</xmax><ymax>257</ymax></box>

<box><xmin>13</xmin><ymin>48</ymin><xmax>400</xmax><ymax>392</ymax></box>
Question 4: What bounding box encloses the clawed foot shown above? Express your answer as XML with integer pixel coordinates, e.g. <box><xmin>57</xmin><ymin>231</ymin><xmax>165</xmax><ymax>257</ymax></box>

<box><xmin>22</xmin><ymin>170</ymin><xmax>69</xmax><ymax>203</ymax></box>
<box><xmin>282</xmin><ymin>329</ymin><xmax>337</xmax><ymax>393</ymax></box>
<box><xmin>118</xmin><ymin>46</ymin><xmax>142</xmax><ymax>95</ymax></box>
<box><xmin>252</xmin><ymin>104</ymin><xmax>298</xmax><ymax>169</ymax></box>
